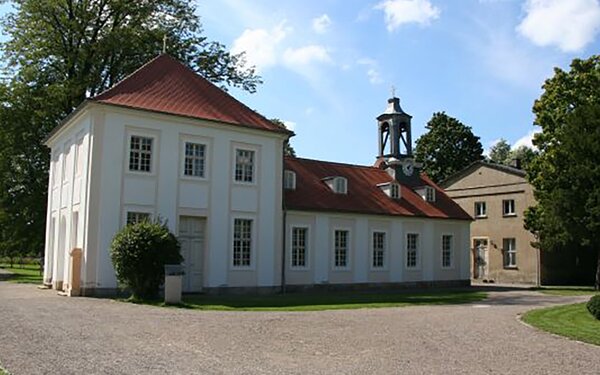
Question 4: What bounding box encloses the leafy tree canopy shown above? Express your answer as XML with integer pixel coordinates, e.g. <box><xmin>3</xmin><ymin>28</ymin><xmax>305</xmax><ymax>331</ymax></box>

<box><xmin>0</xmin><ymin>0</ymin><xmax>262</xmax><ymax>257</ymax></box>
<box><xmin>488</xmin><ymin>139</ymin><xmax>537</xmax><ymax>170</ymax></box>
<box><xmin>524</xmin><ymin>55</ymin><xmax>600</xmax><ymax>289</ymax></box>
<box><xmin>415</xmin><ymin>112</ymin><xmax>484</xmax><ymax>183</ymax></box>
<box><xmin>489</xmin><ymin>139</ymin><xmax>511</xmax><ymax>164</ymax></box>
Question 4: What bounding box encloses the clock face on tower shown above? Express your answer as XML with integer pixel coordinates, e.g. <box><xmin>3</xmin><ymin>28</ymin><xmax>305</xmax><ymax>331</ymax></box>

<box><xmin>402</xmin><ymin>160</ymin><xmax>414</xmax><ymax>176</ymax></box>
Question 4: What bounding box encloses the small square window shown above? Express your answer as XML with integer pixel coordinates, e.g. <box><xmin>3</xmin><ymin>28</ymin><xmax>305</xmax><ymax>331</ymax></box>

<box><xmin>126</xmin><ymin>212</ymin><xmax>150</xmax><ymax>225</ymax></box>
<box><xmin>235</xmin><ymin>149</ymin><xmax>255</xmax><ymax>183</ymax></box>
<box><xmin>503</xmin><ymin>199</ymin><xmax>516</xmax><ymax>216</ymax></box>
<box><xmin>474</xmin><ymin>202</ymin><xmax>487</xmax><ymax>218</ymax></box>
<box><xmin>334</xmin><ymin>177</ymin><xmax>347</xmax><ymax>194</ymax></box>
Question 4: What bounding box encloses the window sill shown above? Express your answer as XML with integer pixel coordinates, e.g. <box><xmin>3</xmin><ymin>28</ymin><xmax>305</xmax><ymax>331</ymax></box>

<box><xmin>474</xmin><ymin>215</ymin><xmax>487</xmax><ymax>219</ymax></box>
<box><xmin>503</xmin><ymin>266</ymin><xmax>518</xmax><ymax>270</ymax></box>
<box><xmin>502</xmin><ymin>214</ymin><xmax>517</xmax><ymax>218</ymax></box>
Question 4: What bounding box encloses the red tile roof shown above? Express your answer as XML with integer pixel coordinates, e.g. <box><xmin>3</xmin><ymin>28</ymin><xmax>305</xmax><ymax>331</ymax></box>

<box><xmin>91</xmin><ymin>54</ymin><xmax>289</xmax><ymax>134</ymax></box>
<box><xmin>284</xmin><ymin>157</ymin><xmax>472</xmax><ymax>220</ymax></box>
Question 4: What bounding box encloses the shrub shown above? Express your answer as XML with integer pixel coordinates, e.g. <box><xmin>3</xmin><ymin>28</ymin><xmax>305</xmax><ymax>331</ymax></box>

<box><xmin>587</xmin><ymin>294</ymin><xmax>600</xmax><ymax>320</ymax></box>
<box><xmin>110</xmin><ymin>219</ymin><xmax>182</xmax><ymax>299</ymax></box>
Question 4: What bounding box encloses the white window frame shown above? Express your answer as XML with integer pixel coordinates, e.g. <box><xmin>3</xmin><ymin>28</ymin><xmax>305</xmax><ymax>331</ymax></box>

<box><xmin>405</xmin><ymin>232</ymin><xmax>420</xmax><ymax>270</ymax></box>
<box><xmin>290</xmin><ymin>225</ymin><xmax>309</xmax><ymax>269</ymax></box>
<box><xmin>231</xmin><ymin>217</ymin><xmax>255</xmax><ymax>269</ymax></box>
<box><xmin>502</xmin><ymin>199</ymin><xmax>516</xmax><ymax>216</ymax></box>
<box><xmin>474</xmin><ymin>201</ymin><xmax>487</xmax><ymax>218</ymax></box>
<box><xmin>503</xmin><ymin>238</ymin><xmax>517</xmax><ymax>268</ymax></box>
<box><xmin>441</xmin><ymin>234</ymin><xmax>454</xmax><ymax>269</ymax></box>
<box><xmin>334</xmin><ymin>177</ymin><xmax>347</xmax><ymax>194</ymax></box>
<box><xmin>126</xmin><ymin>129</ymin><xmax>158</xmax><ymax>176</ymax></box>
<box><xmin>61</xmin><ymin>141</ymin><xmax>72</xmax><ymax>185</ymax></box>
<box><xmin>51</xmin><ymin>151</ymin><xmax>59</xmax><ymax>188</ymax></box>
<box><xmin>371</xmin><ymin>230</ymin><xmax>388</xmax><ymax>270</ymax></box>
<box><xmin>390</xmin><ymin>184</ymin><xmax>400</xmax><ymax>199</ymax></box>
<box><xmin>425</xmin><ymin>186</ymin><xmax>436</xmax><ymax>202</ymax></box>
<box><xmin>125</xmin><ymin>211</ymin><xmax>152</xmax><ymax>226</ymax></box>
<box><xmin>233</xmin><ymin>147</ymin><xmax>257</xmax><ymax>184</ymax></box>
<box><xmin>284</xmin><ymin>170</ymin><xmax>296</xmax><ymax>190</ymax></box>
<box><xmin>182</xmin><ymin>141</ymin><xmax>207</xmax><ymax>179</ymax></box>
<box><xmin>332</xmin><ymin>228</ymin><xmax>351</xmax><ymax>270</ymax></box>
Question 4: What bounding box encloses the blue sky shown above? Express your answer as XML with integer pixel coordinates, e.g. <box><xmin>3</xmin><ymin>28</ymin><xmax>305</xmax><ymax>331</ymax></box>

<box><xmin>2</xmin><ymin>1</ymin><xmax>600</xmax><ymax>166</ymax></box>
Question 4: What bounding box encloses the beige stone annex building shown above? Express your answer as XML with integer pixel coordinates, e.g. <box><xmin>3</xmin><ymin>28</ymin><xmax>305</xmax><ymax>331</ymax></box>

<box><xmin>441</xmin><ymin>161</ymin><xmax>539</xmax><ymax>285</ymax></box>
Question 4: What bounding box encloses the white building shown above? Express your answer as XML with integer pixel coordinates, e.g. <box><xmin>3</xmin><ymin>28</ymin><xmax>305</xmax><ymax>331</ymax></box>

<box><xmin>43</xmin><ymin>55</ymin><xmax>471</xmax><ymax>295</ymax></box>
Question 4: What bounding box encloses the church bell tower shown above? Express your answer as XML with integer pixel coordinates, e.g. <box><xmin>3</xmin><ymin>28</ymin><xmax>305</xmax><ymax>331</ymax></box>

<box><xmin>376</xmin><ymin>96</ymin><xmax>419</xmax><ymax>182</ymax></box>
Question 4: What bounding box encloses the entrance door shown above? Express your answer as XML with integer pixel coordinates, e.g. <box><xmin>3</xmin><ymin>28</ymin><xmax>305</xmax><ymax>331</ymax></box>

<box><xmin>179</xmin><ymin>216</ymin><xmax>205</xmax><ymax>292</ymax></box>
<box><xmin>473</xmin><ymin>238</ymin><xmax>488</xmax><ymax>280</ymax></box>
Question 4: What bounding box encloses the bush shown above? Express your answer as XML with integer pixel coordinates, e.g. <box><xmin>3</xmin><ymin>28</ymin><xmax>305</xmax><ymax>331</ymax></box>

<box><xmin>110</xmin><ymin>219</ymin><xmax>182</xmax><ymax>299</ymax></box>
<box><xmin>587</xmin><ymin>294</ymin><xmax>600</xmax><ymax>320</ymax></box>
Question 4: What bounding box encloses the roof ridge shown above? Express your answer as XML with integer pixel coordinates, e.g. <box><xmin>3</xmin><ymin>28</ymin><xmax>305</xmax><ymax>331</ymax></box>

<box><xmin>286</xmin><ymin>156</ymin><xmax>379</xmax><ymax>170</ymax></box>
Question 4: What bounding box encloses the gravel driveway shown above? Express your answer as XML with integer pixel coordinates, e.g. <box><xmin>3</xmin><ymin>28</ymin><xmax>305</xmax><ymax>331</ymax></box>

<box><xmin>0</xmin><ymin>283</ymin><xmax>598</xmax><ymax>375</ymax></box>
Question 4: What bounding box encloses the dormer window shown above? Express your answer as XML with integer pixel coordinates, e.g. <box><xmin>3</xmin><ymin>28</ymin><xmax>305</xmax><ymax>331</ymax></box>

<box><xmin>378</xmin><ymin>182</ymin><xmax>401</xmax><ymax>199</ymax></box>
<box><xmin>425</xmin><ymin>186</ymin><xmax>436</xmax><ymax>202</ymax></box>
<box><xmin>334</xmin><ymin>177</ymin><xmax>347</xmax><ymax>194</ymax></box>
<box><xmin>323</xmin><ymin>176</ymin><xmax>348</xmax><ymax>194</ymax></box>
<box><xmin>284</xmin><ymin>170</ymin><xmax>296</xmax><ymax>190</ymax></box>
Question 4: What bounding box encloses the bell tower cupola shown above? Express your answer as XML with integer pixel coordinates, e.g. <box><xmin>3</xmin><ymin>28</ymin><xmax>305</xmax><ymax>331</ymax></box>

<box><xmin>376</xmin><ymin>95</ymin><xmax>420</xmax><ymax>182</ymax></box>
<box><xmin>377</xmin><ymin>96</ymin><xmax>413</xmax><ymax>159</ymax></box>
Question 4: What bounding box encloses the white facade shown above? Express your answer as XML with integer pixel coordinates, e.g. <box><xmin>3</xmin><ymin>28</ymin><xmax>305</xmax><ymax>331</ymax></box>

<box><xmin>44</xmin><ymin>102</ymin><xmax>470</xmax><ymax>295</ymax></box>
<box><xmin>45</xmin><ymin>103</ymin><xmax>286</xmax><ymax>294</ymax></box>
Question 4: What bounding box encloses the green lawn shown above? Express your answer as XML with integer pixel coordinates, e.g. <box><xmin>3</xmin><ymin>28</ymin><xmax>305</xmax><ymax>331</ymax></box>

<box><xmin>128</xmin><ymin>290</ymin><xmax>487</xmax><ymax>312</ymax></box>
<box><xmin>523</xmin><ymin>302</ymin><xmax>600</xmax><ymax>346</ymax></box>
<box><xmin>533</xmin><ymin>286</ymin><xmax>598</xmax><ymax>296</ymax></box>
<box><xmin>0</xmin><ymin>263</ymin><xmax>43</xmax><ymax>284</ymax></box>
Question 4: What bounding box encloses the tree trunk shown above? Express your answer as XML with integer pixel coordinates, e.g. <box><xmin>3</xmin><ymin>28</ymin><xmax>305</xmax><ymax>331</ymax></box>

<box><xmin>596</xmin><ymin>247</ymin><xmax>600</xmax><ymax>291</ymax></box>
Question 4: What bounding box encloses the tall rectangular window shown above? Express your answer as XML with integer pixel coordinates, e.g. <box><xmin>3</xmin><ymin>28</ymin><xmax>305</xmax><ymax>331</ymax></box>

<box><xmin>503</xmin><ymin>238</ymin><xmax>517</xmax><ymax>268</ymax></box>
<box><xmin>235</xmin><ymin>149</ymin><xmax>255</xmax><ymax>183</ymax></box>
<box><xmin>425</xmin><ymin>187</ymin><xmax>435</xmax><ymax>202</ymax></box>
<box><xmin>334</xmin><ymin>230</ymin><xmax>349</xmax><ymax>268</ymax></box>
<box><xmin>291</xmin><ymin>227</ymin><xmax>307</xmax><ymax>268</ymax></box>
<box><xmin>442</xmin><ymin>235</ymin><xmax>453</xmax><ymax>268</ymax></box>
<box><xmin>233</xmin><ymin>219</ymin><xmax>252</xmax><ymax>267</ymax></box>
<box><xmin>372</xmin><ymin>231</ymin><xmax>386</xmax><ymax>268</ymax></box>
<box><xmin>129</xmin><ymin>136</ymin><xmax>153</xmax><ymax>172</ymax></box>
<box><xmin>406</xmin><ymin>233</ymin><xmax>418</xmax><ymax>268</ymax></box>
<box><xmin>284</xmin><ymin>170</ymin><xmax>296</xmax><ymax>190</ymax></box>
<box><xmin>474</xmin><ymin>201</ymin><xmax>486</xmax><ymax>218</ymax></box>
<box><xmin>184</xmin><ymin>142</ymin><xmax>206</xmax><ymax>177</ymax></box>
<box><xmin>126</xmin><ymin>212</ymin><xmax>150</xmax><ymax>225</ymax></box>
<box><xmin>503</xmin><ymin>199</ymin><xmax>516</xmax><ymax>216</ymax></box>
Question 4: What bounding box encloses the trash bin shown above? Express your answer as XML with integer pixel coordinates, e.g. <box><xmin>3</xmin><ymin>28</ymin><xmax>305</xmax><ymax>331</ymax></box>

<box><xmin>164</xmin><ymin>264</ymin><xmax>184</xmax><ymax>304</ymax></box>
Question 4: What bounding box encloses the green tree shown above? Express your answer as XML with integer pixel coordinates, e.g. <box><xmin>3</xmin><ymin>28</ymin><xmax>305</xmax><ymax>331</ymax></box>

<box><xmin>525</xmin><ymin>55</ymin><xmax>600</xmax><ymax>289</ymax></box>
<box><xmin>489</xmin><ymin>139</ymin><xmax>511</xmax><ymax>164</ymax></box>
<box><xmin>270</xmin><ymin>118</ymin><xmax>296</xmax><ymax>156</ymax></box>
<box><xmin>508</xmin><ymin>145</ymin><xmax>537</xmax><ymax>170</ymax></box>
<box><xmin>415</xmin><ymin>112</ymin><xmax>484</xmax><ymax>183</ymax></box>
<box><xmin>110</xmin><ymin>219</ymin><xmax>182</xmax><ymax>299</ymax></box>
<box><xmin>0</xmin><ymin>0</ymin><xmax>261</xmax><ymax>259</ymax></box>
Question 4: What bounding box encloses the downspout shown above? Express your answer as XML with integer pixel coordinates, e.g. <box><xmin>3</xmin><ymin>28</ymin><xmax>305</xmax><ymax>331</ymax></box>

<box><xmin>280</xmin><ymin>140</ymin><xmax>288</xmax><ymax>294</ymax></box>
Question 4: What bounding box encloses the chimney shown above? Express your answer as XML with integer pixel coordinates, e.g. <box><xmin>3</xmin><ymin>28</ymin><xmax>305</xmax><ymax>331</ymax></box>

<box><xmin>510</xmin><ymin>158</ymin><xmax>521</xmax><ymax>169</ymax></box>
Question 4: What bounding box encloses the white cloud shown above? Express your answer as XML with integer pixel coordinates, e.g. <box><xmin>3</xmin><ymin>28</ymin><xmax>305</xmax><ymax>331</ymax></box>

<box><xmin>283</xmin><ymin>120</ymin><xmax>297</xmax><ymax>131</ymax></box>
<box><xmin>283</xmin><ymin>45</ymin><xmax>332</xmax><ymax>67</ymax></box>
<box><xmin>375</xmin><ymin>0</ymin><xmax>441</xmax><ymax>31</ymax></box>
<box><xmin>231</xmin><ymin>21</ymin><xmax>291</xmax><ymax>72</ymax></box>
<box><xmin>312</xmin><ymin>14</ymin><xmax>332</xmax><ymax>34</ymax></box>
<box><xmin>357</xmin><ymin>58</ymin><xmax>384</xmax><ymax>84</ymax></box>
<box><xmin>517</xmin><ymin>0</ymin><xmax>600</xmax><ymax>52</ymax></box>
<box><xmin>513</xmin><ymin>130</ymin><xmax>539</xmax><ymax>149</ymax></box>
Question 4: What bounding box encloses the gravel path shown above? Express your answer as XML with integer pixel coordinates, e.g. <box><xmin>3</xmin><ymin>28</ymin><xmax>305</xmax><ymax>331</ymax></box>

<box><xmin>0</xmin><ymin>283</ymin><xmax>598</xmax><ymax>375</ymax></box>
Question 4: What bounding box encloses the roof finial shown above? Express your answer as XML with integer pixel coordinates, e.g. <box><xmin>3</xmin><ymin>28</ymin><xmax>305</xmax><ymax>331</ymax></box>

<box><xmin>162</xmin><ymin>34</ymin><xmax>167</xmax><ymax>54</ymax></box>
<box><xmin>390</xmin><ymin>85</ymin><xmax>396</xmax><ymax>99</ymax></box>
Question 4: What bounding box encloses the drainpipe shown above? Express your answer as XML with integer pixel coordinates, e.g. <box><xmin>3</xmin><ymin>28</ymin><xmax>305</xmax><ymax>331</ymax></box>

<box><xmin>280</xmin><ymin>140</ymin><xmax>288</xmax><ymax>294</ymax></box>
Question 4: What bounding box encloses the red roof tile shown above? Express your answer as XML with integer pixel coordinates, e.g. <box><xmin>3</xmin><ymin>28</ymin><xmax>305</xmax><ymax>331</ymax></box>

<box><xmin>91</xmin><ymin>54</ymin><xmax>289</xmax><ymax>134</ymax></box>
<box><xmin>284</xmin><ymin>157</ymin><xmax>472</xmax><ymax>220</ymax></box>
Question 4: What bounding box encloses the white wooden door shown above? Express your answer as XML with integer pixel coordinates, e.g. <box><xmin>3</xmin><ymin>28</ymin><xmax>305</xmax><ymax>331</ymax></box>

<box><xmin>179</xmin><ymin>217</ymin><xmax>205</xmax><ymax>292</ymax></box>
